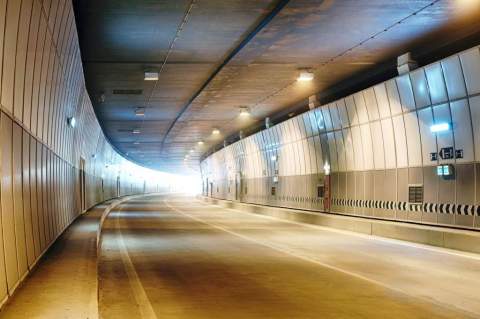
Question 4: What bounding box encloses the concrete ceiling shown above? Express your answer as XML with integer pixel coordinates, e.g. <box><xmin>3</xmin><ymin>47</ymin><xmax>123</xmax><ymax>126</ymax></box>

<box><xmin>73</xmin><ymin>0</ymin><xmax>480</xmax><ymax>173</ymax></box>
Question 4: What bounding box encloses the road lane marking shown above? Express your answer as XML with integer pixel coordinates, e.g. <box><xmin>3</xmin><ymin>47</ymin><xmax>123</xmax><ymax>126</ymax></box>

<box><xmin>113</xmin><ymin>205</ymin><xmax>158</xmax><ymax>319</ymax></box>
<box><xmin>195</xmin><ymin>199</ymin><xmax>480</xmax><ymax>262</ymax></box>
<box><xmin>165</xmin><ymin>198</ymin><xmax>478</xmax><ymax>319</ymax></box>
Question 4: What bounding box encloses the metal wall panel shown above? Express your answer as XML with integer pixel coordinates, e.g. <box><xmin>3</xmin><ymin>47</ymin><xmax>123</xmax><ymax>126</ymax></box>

<box><xmin>460</xmin><ymin>47</ymin><xmax>480</xmax><ymax>95</ymax></box>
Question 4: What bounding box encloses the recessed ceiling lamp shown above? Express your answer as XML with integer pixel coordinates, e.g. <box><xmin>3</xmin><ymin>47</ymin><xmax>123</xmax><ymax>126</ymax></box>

<box><xmin>132</xmin><ymin>129</ymin><xmax>141</xmax><ymax>134</ymax></box>
<box><xmin>239</xmin><ymin>107</ymin><xmax>250</xmax><ymax>117</ymax></box>
<box><xmin>190</xmin><ymin>149</ymin><xmax>194</xmax><ymax>153</ymax></box>
<box><xmin>135</xmin><ymin>107</ymin><xmax>145</xmax><ymax>116</ymax></box>
<box><xmin>212</xmin><ymin>128</ymin><xmax>220</xmax><ymax>135</ymax></box>
<box><xmin>144</xmin><ymin>71</ymin><xmax>159</xmax><ymax>81</ymax></box>
<box><xmin>198</xmin><ymin>141</ymin><xmax>204</xmax><ymax>145</ymax></box>
<box><xmin>297</xmin><ymin>69</ymin><xmax>314</xmax><ymax>82</ymax></box>
<box><xmin>133</xmin><ymin>141</ymin><xmax>140</xmax><ymax>145</ymax></box>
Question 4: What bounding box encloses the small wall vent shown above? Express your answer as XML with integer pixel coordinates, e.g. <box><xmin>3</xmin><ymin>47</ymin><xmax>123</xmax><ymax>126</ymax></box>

<box><xmin>408</xmin><ymin>185</ymin><xmax>423</xmax><ymax>204</ymax></box>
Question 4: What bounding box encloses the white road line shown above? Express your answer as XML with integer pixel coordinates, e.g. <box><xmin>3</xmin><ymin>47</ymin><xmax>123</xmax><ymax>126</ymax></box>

<box><xmin>165</xmin><ymin>199</ymin><xmax>478</xmax><ymax>319</ymax></box>
<box><xmin>195</xmin><ymin>199</ymin><xmax>480</xmax><ymax>261</ymax></box>
<box><xmin>114</xmin><ymin>205</ymin><xmax>157</xmax><ymax>319</ymax></box>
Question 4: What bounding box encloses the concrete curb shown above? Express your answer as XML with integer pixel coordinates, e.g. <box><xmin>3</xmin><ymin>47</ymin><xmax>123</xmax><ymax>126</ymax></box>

<box><xmin>201</xmin><ymin>197</ymin><xmax>480</xmax><ymax>255</ymax></box>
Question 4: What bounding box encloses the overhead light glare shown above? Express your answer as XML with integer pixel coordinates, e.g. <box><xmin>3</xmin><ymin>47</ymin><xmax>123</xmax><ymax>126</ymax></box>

<box><xmin>430</xmin><ymin>123</ymin><xmax>450</xmax><ymax>133</ymax></box>
<box><xmin>212</xmin><ymin>128</ymin><xmax>220</xmax><ymax>135</ymax></box>
<box><xmin>297</xmin><ymin>70</ymin><xmax>314</xmax><ymax>82</ymax></box>
<box><xmin>239</xmin><ymin>107</ymin><xmax>250</xmax><ymax>117</ymax></box>
<box><xmin>271</xmin><ymin>155</ymin><xmax>277</xmax><ymax>161</ymax></box>
<box><xmin>144</xmin><ymin>71</ymin><xmax>159</xmax><ymax>81</ymax></box>
<box><xmin>190</xmin><ymin>149</ymin><xmax>194</xmax><ymax>153</ymax></box>
<box><xmin>198</xmin><ymin>141</ymin><xmax>204</xmax><ymax>145</ymax></box>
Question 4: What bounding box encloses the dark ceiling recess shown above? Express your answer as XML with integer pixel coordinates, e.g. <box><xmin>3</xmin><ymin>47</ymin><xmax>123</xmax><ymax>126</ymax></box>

<box><xmin>73</xmin><ymin>0</ymin><xmax>480</xmax><ymax>173</ymax></box>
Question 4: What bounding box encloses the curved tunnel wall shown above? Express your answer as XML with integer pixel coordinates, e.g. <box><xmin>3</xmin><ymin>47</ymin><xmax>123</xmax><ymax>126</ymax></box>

<box><xmin>201</xmin><ymin>45</ymin><xmax>480</xmax><ymax>230</ymax></box>
<box><xmin>0</xmin><ymin>0</ymin><xmax>163</xmax><ymax>304</ymax></box>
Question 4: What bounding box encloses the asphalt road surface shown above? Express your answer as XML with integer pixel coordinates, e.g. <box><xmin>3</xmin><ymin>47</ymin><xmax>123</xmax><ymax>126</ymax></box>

<box><xmin>98</xmin><ymin>194</ymin><xmax>480</xmax><ymax>319</ymax></box>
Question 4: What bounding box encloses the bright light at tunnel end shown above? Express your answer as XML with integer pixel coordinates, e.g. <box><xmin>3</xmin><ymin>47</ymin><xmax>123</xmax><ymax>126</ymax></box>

<box><xmin>430</xmin><ymin>122</ymin><xmax>450</xmax><ymax>133</ymax></box>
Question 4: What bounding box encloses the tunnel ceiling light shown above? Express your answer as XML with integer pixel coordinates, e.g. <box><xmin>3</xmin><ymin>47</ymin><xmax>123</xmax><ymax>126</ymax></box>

<box><xmin>297</xmin><ymin>70</ymin><xmax>314</xmax><ymax>82</ymax></box>
<box><xmin>144</xmin><ymin>71</ymin><xmax>159</xmax><ymax>81</ymax></box>
<box><xmin>67</xmin><ymin>117</ymin><xmax>76</xmax><ymax>128</ymax></box>
<box><xmin>212</xmin><ymin>128</ymin><xmax>220</xmax><ymax>135</ymax></box>
<box><xmin>239</xmin><ymin>107</ymin><xmax>250</xmax><ymax>117</ymax></box>
<box><xmin>430</xmin><ymin>122</ymin><xmax>450</xmax><ymax>133</ymax></box>
<box><xmin>135</xmin><ymin>107</ymin><xmax>145</xmax><ymax>116</ymax></box>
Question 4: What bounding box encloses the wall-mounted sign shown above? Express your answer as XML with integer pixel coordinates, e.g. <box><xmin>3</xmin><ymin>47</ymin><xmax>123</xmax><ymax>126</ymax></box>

<box><xmin>439</xmin><ymin>147</ymin><xmax>454</xmax><ymax>160</ymax></box>
<box><xmin>430</xmin><ymin>147</ymin><xmax>463</xmax><ymax>161</ymax></box>
<box><xmin>436</xmin><ymin>164</ymin><xmax>455</xmax><ymax>179</ymax></box>
<box><xmin>455</xmin><ymin>149</ymin><xmax>463</xmax><ymax>159</ymax></box>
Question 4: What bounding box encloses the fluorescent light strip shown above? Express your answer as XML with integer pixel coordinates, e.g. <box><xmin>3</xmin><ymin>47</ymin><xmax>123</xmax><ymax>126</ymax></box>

<box><xmin>430</xmin><ymin>123</ymin><xmax>450</xmax><ymax>133</ymax></box>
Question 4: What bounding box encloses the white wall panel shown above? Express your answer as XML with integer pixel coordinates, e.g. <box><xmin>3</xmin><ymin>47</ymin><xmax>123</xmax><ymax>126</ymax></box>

<box><xmin>450</xmin><ymin>99</ymin><xmax>474</xmax><ymax>163</ymax></box>
<box><xmin>360</xmin><ymin>124</ymin><xmax>374</xmax><ymax>170</ymax></box>
<box><xmin>1</xmin><ymin>115</ymin><xmax>19</xmax><ymax>290</ymax></box>
<box><xmin>353</xmin><ymin>92</ymin><xmax>369</xmax><ymax>124</ymax></box>
<box><xmin>425</xmin><ymin>62</ymin><xmax>448</xmax><ymax>105</ymax></box>
<box><xmin>410</xmin><ymin>69</ymin><xmax>431</xmax><ymax>108</ymax></box>
<box><xmin>307</xmin><ymin>137</ymin><xmax>317</xmax><ymax>173</ymax></box>
<box><xmin>386</xmin><ymin>79</ymin><xmax>402</xmax><ymax>115</ymax></box>
<box><xmin>370</xmin><ymin>121</ymin><xmax>385</xmax><ymax>169</ymax></box>
<box><xmin>351</xmin><ymin>126</ymin><xmax>364</xmax><ymax>170</ymax></box>
<box><xmin>470</xmin><ymin>96</ymin><xmax>480</xmax><ymax>161</ymax></box>
<box><xmin>403</xmin><ymin>112</ymin><xmax>422</xmax><ymax>166</ymax></box>
<box><xmin>343</xmin><ymin>128</ymin><xmax>355</xmax><ymax>171</ymax></box>
<box><xmin>314</xmin><ymin>108</ymin><xmax>326</xmax><ymax>134</ymax></box>
<box><xmin>460</xmin><ymin>47</ymin><xmax>480</xmax><ymax>96</ymax></box>
<box><xmin>396</xmin><ymin>74</ymin><xmax>416</xmax><ymax>112</ymax></box>
<box><xmin>363</xmin><ymin>88</ymin><xmax>379</xmax><ymax>120</ymax></box>
<box><xmin>441</xmin><ymin>55</ymin><xmax>467</xmax><ymax>100</ymax></box>
<box><xmin>345</xmin><ymin>96</ymin><xmax>359</xmax><ymax>125</ymax></box>
<box><xmin>336</xmin><ymin>99</ymin><xmax>350</xmax><ymax>128</ymax></box>
<box><xmin>321</xmin><ymin>106</ymin><xmax>333</xmax><ymax>132</ymax></box>
<box><xmin>334</xmin><ymin>131</ymin><xmax>346</xmax><ymax>171</ymax></box>
<box><xmin>432</xmin><ymin>103</ymin><xmax>454</xmax><ymax>164</ymax></box>
<box><xmin>314</xmin><ymin>135</ymin><xmax>324</xmax><ymax>172</ymax></box>
<box><xmin>329</xmin><ymin>103</ymin><xmax>342</xmax><ymax>129</ymax></box>
<box><xmin>302</xmin><ymin>113</ymin><xmax>312</xmax><ymax>137</ymax></box>
<box><xmin>418</xmin><ymin>107</ymin><xmax>437</xmax><ymax>165</ymax></box>
<box><xmin>327</xmin><ymin>132</ymin><xmax>338</xmax><ymax>172</ymax></box>
<box><xmin>374</xmin><ymin>83</ymin><xmax>391</xmax><ymax>118</ymax></box>
<box><xmin>392</xmin><ymin>115</ymin><xmax>408</xmax><ymax>168</ymax></box>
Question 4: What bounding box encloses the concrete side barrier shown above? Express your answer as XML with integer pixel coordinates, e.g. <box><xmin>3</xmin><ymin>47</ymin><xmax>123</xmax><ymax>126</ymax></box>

<box><xmin>201</xmin><ymin>197</ymin><xmax>480</xmax><ymax>254</ymax></box>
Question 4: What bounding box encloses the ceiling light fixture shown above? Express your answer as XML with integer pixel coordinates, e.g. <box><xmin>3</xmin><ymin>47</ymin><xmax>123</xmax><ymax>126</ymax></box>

<box><xmin>430</xmin><ymin>122</ymin><xmax>450</xmax><ymax>133</ymax></box>
<box><xmin>135</xmin><ymin>107</ymin><xmax>145</xmax><ymax>116</ymax></box>
<box><xmin>297</xmin><ymin>70</ymin><xmax>314</xmax><ymax>82</ymax></box>
<box><xmin>190</xmin><ymin>149</ymin><xmax>194</xmax><ymax>153</ymax></box>
<box><xmin>198</xmin><ymin>141</ymin><xmax>204</xmax><ymax>145</ymax></box>
<box><xmin>132</xmin><ymin>129</ymin><xmax>141</xmax><ymax>134</ymax></box>
<box><xmin>144</xmin><ymin>71</ymin><xmax>159</xmax><ymax>81</ymax></box>
<box><xmin>212</xmin><ymin>128</ymin><xmax>220</xmax><ymax>135</ymax></box>
<box><xmin>239</xmin><ymin>107</ymin><xmax>250</xmax><ymax>117</ymax></box>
